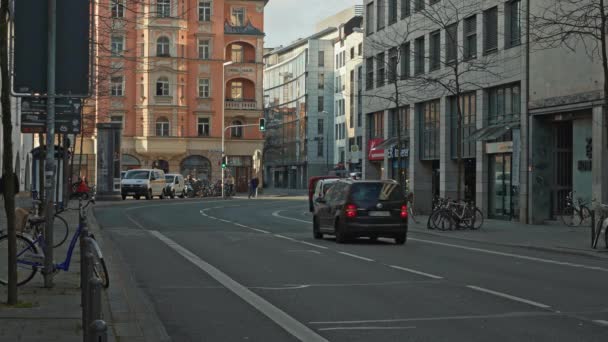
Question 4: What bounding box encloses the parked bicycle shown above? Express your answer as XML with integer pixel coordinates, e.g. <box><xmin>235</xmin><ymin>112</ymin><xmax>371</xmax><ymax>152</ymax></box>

<box><xmin>592</xmin><ymin>204</ymin><xmax>608</xmax><ymax>249</ymax></box>
<box><xmin>406</xmin><ymin>192</ymin><xmax>418</xmax><ymax>224</ymax></box>
<box><xmin>559</xmin><ymin>191</ymin><xmax>592</xmax><ymax>227</ymax></box>
<box><xmin>23</xmin><ymin>199</ymin><xmax>70</xmax><ymax>249</ymax></box>
<box><xmin>427</xmin><ymin>197</ymin><xmax>483</xmax><ymax>231</ymax></box>
<box><xmin>0</xmin><ymin>198</ymin><xmax>108</xmax><ymax>287</ymax></box>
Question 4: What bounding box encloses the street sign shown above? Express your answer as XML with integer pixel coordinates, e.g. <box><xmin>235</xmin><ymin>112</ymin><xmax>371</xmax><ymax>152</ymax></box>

<box><xmin>20</xmin><ymin>97</ymin><xmax>82</xmax><ymax>134</ymax></box>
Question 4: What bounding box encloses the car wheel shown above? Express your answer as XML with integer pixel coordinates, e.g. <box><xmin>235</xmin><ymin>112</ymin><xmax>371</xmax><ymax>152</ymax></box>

<box><xmin>171</xmin><ymin>190</ymin><xmax>176</xmax><ymax>199</ymax></box>
<box><xmin>122</xmin><ymin>195</ymin><xmax>126</xmax><ymax>200</ymax></box>
<box><xmin>145</xmin><ymin>190</ymin><xmax>152</xmax><ymax>200</ymax></box>
<box><xmin>313</xmin><ymin>216</ymin><xmax>323</xmax><ymax>239</ymax></box>
<box><xmin>335</xmin><ymin>219</ymin><xmax>348</xmax><ymax>244</ymax></box>
<box><xmin>394</xmin><ymin>233</ymin><xmax>407</xmax><ymax>245</ymax></box>
<box><xmin>159</xmin><ymin>190</ymin><xmax>165</xmax><ymax>200</ymax></box>
<box><xmin>135</xmin><ymin>195</ymin><xmax>140</xmax><ymax>200</ymax></box>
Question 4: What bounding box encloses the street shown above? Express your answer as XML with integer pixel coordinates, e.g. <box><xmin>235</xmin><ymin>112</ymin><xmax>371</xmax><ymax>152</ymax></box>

<box><xmin>95</xmin><ymin>197</ymin><xmax>608</xmax><ymax>342</ymax></box>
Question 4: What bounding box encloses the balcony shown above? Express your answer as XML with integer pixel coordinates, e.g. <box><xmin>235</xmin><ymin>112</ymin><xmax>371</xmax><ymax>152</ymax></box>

<box><xmin>225</xmin><ymin>99</ymin><xmax>258</xmax><ymax>111</ymax></box>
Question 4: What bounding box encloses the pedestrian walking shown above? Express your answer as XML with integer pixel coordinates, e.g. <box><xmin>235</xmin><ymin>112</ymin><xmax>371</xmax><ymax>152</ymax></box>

<box><xmin>249</xmin><ymin>177</ymin><xmax>259</xmax><ymax>199</ymax></box>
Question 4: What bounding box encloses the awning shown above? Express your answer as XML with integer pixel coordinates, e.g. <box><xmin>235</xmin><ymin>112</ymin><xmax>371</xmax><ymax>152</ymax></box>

<box><xmin>374</xmin><ymin>137</ymin><xmax>397</xmax><ymax>150</ymax></box>
<box><xmin>466</xmin><ymin>123</ymin><xmax>520</xmax><ymax>142</ymax></box>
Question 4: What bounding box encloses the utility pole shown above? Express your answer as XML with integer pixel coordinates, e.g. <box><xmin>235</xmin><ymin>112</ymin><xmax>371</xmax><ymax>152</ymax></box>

<box><xmin>43</xmin><ymin>0</ymin><xmax>57</xmax><ymax>288</ymax></box>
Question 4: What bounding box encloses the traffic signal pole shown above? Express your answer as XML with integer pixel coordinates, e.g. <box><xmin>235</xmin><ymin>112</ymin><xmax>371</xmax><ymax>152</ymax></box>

<box><xmin>221</xmin><ymin>123</ymin><xmax>263</xmax><ymax>198</ymax></box>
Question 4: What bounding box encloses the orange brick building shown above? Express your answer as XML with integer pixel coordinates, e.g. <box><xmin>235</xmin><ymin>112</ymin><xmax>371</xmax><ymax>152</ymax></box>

<box><xmin>85</xmin><ymin>0</ymin><xmax>266</xmax><ymax>192</ymax></box>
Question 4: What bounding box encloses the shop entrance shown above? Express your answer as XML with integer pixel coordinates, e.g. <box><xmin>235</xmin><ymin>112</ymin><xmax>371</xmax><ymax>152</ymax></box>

<box><xmin>489</xmin><ymin>153</ymin><xmax>513</xmax><ymax>218</ymax></box>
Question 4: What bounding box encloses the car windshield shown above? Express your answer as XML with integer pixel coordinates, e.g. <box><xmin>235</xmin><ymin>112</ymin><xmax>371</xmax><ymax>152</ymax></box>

<box><xmin>322</xmin><ymin>182</ymin><xmax>337</xmax><ymax>194</ymax></box>
<box><xmin>349</xmin><ymin>183</ymin><xmax>404</xmax><ymax>207</ymax></box>
<box><xmin>165</xmin><ymin>176</ymin><xmax>175</xmax><ymax>183</ymax></box>
<box><xmin>125</xmin><ymin>170</ymin><xmax>149</xmax><ymax>180</ymax></box>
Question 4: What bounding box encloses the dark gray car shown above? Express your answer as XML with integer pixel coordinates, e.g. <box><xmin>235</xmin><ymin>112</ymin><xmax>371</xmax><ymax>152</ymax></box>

<box><xmin>312</xmin><ymin>179</ymin><xmax>408</xmax><ymax>245</ymax></box>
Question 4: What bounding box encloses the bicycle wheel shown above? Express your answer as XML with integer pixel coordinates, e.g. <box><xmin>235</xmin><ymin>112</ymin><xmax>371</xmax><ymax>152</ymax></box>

<box><xmin>432</xmin><ymin>210</ymin><xmax>454</xmax><ymax>231</ymax></box>
<box><xmin>88</xmin><ymin>238</ymin><xmax>109</xmax><ymax>288</ymax></box>
<box><xmin>470</xmin><ymin>208</ymin><xmax>484</xmax><ymax>230</ymax></box>
<box><xmin>559</xmin><ymin>206</ymin><xmax>581</xmax><ymax>227</ymax></box>
<box><xmin>580</xmin><ymin>207</ymin><xmax>592</xmax><ymax>226</ymax></box>
<box><xmin>0</xmin><ymin>234</ymin><xmax>39</xmax><ymax>286</ymax></box>
<box><xmin>408</xmin><ymin>206</ymin><xmax>418</xmax><ymax>224</ymax></box>
<box><xmin>52</xmin><ymin>214</ymin><xmax>70</xmax><ymax>248</ymax></box>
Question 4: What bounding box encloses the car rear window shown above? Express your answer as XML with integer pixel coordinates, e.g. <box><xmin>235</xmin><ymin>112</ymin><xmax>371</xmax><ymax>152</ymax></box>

<box><xmin>349</xmin><ymin>183</ymin><xmax>404</xmax><ymax>207</ymax></box>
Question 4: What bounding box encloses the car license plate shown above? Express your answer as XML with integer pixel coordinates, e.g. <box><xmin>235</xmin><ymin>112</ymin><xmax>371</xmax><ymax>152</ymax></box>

<box><xmin>128</xmin><ymin>192</ymin><xmax>136</xmax><ymax>195</ymax></box>
<box><xmin>369</xmin><ymin>211</ymin><xmax>390</xmax><ymax>217</ymax></box>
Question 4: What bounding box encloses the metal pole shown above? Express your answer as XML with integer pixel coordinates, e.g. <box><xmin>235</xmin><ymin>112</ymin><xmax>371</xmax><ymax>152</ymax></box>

<box><xmin>44</xmin><ymin>0</ymin><xmax>57</xmax><ymax>288</ymax></box>
<box><xmin>221</xmin><ymin>66</ymin><xmax>225</xmax><ymax>199</ymax></box>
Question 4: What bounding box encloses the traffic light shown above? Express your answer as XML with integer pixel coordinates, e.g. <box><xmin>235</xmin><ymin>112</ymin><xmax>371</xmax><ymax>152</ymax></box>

<box><xmin>221</xmin><ymin>156</ymin><xmax>227</xmax><ymax>169</ymax></box>
<box><xmin>259</xmin><ymin>118</ymin><xmax>266</xmax><ymax>131</ymax></box>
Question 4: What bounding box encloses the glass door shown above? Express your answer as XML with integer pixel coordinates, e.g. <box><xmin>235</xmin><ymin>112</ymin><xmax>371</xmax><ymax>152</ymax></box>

<box><xmin>489</xmin><ymin>154</ymin><xmax>513</xmax><ymax>219</ymax></box>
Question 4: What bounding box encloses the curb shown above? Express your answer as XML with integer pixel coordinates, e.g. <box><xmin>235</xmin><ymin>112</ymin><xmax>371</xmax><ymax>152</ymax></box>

<box><xmin>409</xmin><ymin>227</ymin><xmax>608</xmax><ymax>260</ymax></box>
<box><xmin>89</xmin><ymin>208</ymin><xmax>172</xmax><ymax>342</ymax></box>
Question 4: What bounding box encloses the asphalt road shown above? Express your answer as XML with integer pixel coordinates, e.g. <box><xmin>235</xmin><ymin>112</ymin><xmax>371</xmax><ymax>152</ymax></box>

<box><xmin>95</xmin><ymin>197</ymin><xmax>608</xmax><ymax>342</ymax></box>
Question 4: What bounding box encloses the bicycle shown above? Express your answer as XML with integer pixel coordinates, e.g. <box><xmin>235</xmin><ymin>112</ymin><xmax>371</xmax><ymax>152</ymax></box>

<box><xmin>0</xmin><ymin>198</ymin><xmax>109</xmax><ymax>288</ymax></box>
<box><xmin>559</xmin><ymin>191</ymin><xmax>592</xmax><ymax>227</ymax></box>
<box><xmin>23</xmin><ymin>199</ymin><xmax>70</xmax><ymax>248</ymax></box>
<box><xmin>592</xmin><ymin>204</ymin><xmax>608</xmax><ymax>249</ymax></box>
<box><xmin>406</xmin><ymin>192</ymin><xmax>418</xmax><ymax>224</ymax></box>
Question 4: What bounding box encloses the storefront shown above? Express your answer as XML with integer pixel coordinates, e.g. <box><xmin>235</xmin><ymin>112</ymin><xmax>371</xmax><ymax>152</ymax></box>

<box><xmin>367</xmin><ymin>138</ymin><xmax>385</xmax><ymax>180</ymax></box>
<box><xmin>387</xmin><ymin>144</ymin><xmax>409</xmax><ymax>189</ymax></box>
<box><xmin>227</xmin><ymin>155</ymin><xmax>252</xmax><ymax>193</ymax></box>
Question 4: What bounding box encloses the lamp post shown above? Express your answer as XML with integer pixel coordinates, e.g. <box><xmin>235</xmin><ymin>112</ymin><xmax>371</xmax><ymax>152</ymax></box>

<box><xmin>221</xmin><ymin>61</ymin><xmax>234</xmax><ymax>198</ymax></box>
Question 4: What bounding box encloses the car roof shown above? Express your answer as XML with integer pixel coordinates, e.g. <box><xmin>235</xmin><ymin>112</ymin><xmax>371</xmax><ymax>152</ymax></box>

<box><xmin>338</xmin><ymin>179</ymin><xmax>399</xmax><ymax>185</ymax></box>
<box><xmin>165</xmin><ymin>173</ymin><xmax>181</xmax><ymax>177</ymax></box>
<box><xmin>320</xmin><ymin>179</ymin><xmax>340</xmax><ymax>185</ymax></box>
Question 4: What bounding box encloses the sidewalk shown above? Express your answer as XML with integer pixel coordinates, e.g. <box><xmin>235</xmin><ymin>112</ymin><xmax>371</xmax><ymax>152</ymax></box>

<box><xmin>257</xmin><ymin>187</ymin><xmax>308</xmax><ymax>197</ymax></box>
<box><xmin>409</xmin><ymin>215</ymin><xmax>608</xmax><ymax>259</ymax></box>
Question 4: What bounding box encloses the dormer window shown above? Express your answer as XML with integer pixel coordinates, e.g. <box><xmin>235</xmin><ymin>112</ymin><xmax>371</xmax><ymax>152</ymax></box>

<box><xmin>231</xmin><ymin>7</ymin><xmax>245</xmax><ymax>26</ymax></box>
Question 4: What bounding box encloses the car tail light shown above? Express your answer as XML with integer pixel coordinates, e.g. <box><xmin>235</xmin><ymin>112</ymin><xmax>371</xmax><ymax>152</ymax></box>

<box><xmin>345</xmin><ymin>204</ymin><xmax>357</xmax><ymax>218</ymax></box>
<box><xmin>400</xmin><ymin>205</ymin><xmax>408</xmax><ymax>219</ymax></box>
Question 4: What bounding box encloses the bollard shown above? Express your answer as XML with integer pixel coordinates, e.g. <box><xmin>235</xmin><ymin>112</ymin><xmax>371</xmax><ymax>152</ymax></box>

<box><xmin>591</xmin><ymin>210</ymin><xmax>596</xmax><ymax>249</ymax></box>
<box><xmin>83</xmin><ymin>252</ymin><xmax>95</xmax><ymax>340</ymax></box>
<box><xmin>87</xmin><ymin>276</ymin><xmax>103</xmax><ymax>325</ymax></box>
<box><xmin>88</xmin><ymin>320</ymin><xmax>108</xmax><ymax>342</ymax></box>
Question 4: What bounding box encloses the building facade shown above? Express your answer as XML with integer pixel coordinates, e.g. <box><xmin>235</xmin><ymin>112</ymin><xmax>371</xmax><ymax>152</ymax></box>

<box><xmin>263</xmin><ymin>28</ymin><xmax>338</xmax><ymax>189</ymax></box>
<box><xmin>363</xmin><ymin>0</ymin><xmax>527</xmax><ymax>218</ymax></box>
<box><xmin>94</xmin><ymin>0</ymin><xmax>266</xmax><ymax>193</ymax></box>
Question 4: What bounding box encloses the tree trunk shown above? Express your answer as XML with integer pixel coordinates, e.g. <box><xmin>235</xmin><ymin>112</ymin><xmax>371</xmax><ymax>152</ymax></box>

<box><xmin>599</xmin><ymin>0</ymin><xmax>608</xmax><ymax>144</ymax></box>
<box><xmin>1</xmin><ymin>0</ymin><xmax>18</xmax><ymax>304</ymax></box>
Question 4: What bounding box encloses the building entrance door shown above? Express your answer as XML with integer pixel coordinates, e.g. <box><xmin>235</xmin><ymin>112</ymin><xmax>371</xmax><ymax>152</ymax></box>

<box><xmin>552</xmin><ymin>122</ymin><xmax>573</xmax><ymax>216</ymax></box>
<box><xmin>489</xmin><ymin>154</ymin><xmax>513</xmax><ymax>219</ymax></box>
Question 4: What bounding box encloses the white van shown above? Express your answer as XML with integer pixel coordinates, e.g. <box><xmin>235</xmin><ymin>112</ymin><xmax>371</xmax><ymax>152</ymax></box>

<box><xmin>164</xmin><ymin>174</ymin><xmax>185</xmax><ymax>198</ymax></box>
<box><xmin>121</xmin><ymin>169</ymin><xmax>166</xmax><ymax>200</ymax></box>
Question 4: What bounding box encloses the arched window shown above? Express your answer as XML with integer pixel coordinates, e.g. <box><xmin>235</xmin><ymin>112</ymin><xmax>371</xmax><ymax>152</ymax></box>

<box><xmin>121</xmin><ymin>154</ymin><xmax>141</xmax><ymax>171</ymax></box>
<box><xmin>230</xmin><ymin>81</ymin><xmax>243</xmax><ymax>100</ymax></box>
<box><xmin>156</xmin><ymin>76</ymin><xmax>170</xmax><ymax>96</ymax></box>
<box><xmin>180</xmin><ymin>155</ymin><xmax>212</xmax><ymax>180</ymax></box>
<box><xmin>231</xmin><ymin>44</ymin><xmax>243</xmax><ymax>63</ymax></box>
<box><xmin>156</xmin><ymin>116</ymin><xmax>170</xmax><ymax>136</ymax></box>
<box><xmin>157</xmin><ymin>0</ymin><xmax>171</xmax><ymax>18</ymax></box>
<box><xmin>156</xmin><ymin>36</ymin><xmax>170</xmax><ymax>56</ymax></box>
<box><xmin>231</xmin><ymin>120</ymin><xmax>243</xmax><ymax>138</ymax></box>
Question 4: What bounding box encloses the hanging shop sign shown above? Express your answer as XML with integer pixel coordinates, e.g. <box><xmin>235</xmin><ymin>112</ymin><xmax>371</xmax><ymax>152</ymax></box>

<box><xmin>486</xmin><ymin>141</ymin><xmax>513</xmax><ymax>154</ymax></box>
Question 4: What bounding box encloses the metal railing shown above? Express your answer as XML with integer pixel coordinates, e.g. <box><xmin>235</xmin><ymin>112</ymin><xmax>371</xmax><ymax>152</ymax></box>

<box><xmin>225</xmin><ymin>99</ymin><xmax>258</xmax><ymax>110</ymax></box>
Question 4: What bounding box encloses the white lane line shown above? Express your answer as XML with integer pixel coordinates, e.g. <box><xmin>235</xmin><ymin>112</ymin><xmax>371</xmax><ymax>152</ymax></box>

<box><xmin>297</xmin><ymin>240</ymin><xmax>329</xmax><ymax>250</ymax></box>
<box><xmin>466</xmin><ymin>285</ymin><xmax>551</xmax><ymax>309</ymax></box>
<box><xmin>338</xmin><ymin>251</ymin><xmax>374</xmax><ymax>262</ymax></box>
<box><xmin>593</xmin><ymin>320</ymin><xmax>608</xmax><ymax>326</ymax></box>
<box><xmin>273</xmin><ymin>210</ymin><xmax>311</xmax><ymax>224</ymax></box>
<box><xmin>389</xmin><ymin>265</ymin><xmax>443</xmax><ymax>280</ymax></box>
<box><xmin>318</xmin><ymin>326</ymin><xmax>415</xmax><ymax>331</ymax></box>
<box><xmin>410</xmin><ymin>238</ymin><xmax>608</xmax><ymax>273</ymax></box>
<box><xmin>149</xmin><ymin>230</ymin><xmax>329</xmax><ymax>342</ymax></box>
<box><xmin>275</xmin><ymin>234</ymin><xmax>295</xmax><ymax>241</ymax></box>
<box><xmin>248</xmin><ymin>227</ymin><xmax>271</xmax><ymax>234</ymax></box>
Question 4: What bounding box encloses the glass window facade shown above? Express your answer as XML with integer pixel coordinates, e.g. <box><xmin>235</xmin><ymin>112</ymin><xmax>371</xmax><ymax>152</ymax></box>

<box><xmin>487</xmin><ymin>83</ymin><xmax>520</xmax><ymax>125</ymax></box>
<box><xmin>419</xmin><ymin>100</ymin><xmax>440</xmax><ymax>160</ymax></box>
<box><xmin>450</xmin><ymin>92</ymin><xmax>477</xmax><ymax>159</ymax></box>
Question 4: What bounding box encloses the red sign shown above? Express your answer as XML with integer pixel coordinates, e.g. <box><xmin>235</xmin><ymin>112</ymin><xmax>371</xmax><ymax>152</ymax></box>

<box><xmin>368</xmin><ymin>138</ymin><xmax>385</xmax><ymax>161</ymax></box>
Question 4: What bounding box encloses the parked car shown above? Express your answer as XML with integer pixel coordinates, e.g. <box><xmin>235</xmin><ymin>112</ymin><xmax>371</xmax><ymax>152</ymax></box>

<box><xmin>308</xmin><ymin>176</ymin><xmax>339</xmax><ymax>212</ymax></box>
<box><xmin>312</xmin><ymin>178</ymin><xmax>339</xmax><ymax>204</ymax></box>
<box><xmin>312</xmin><ymin>179</ymin><xmax>408</xmax><ymax>245</ymax></box>
<box><xmin>120</xmin><ymin>171</ymin><xmax>127</xmax><ymax>179</ymax></box>
<box><xmin>165</xmin><ymin>174</ymin><xmax>186</xmax><ymax>198</ymax></box>
<box><xmin>121</xmin><ymin>169</ymin><xmax>166</xmax><ymax>200</ymax></box>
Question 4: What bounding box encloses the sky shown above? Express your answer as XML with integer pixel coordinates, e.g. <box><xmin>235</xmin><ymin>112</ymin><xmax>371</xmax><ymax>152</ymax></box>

<box><xmin>264</xmin><ymin>0</ymin><xmax>360</xmax><ymax>48</ymax></box>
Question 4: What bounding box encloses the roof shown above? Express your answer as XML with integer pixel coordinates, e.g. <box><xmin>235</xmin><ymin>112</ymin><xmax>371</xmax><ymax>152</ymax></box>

<box><xmin>264</xmin><ymin>27</ymin><xmax>338</xmax><ymax>57</ymax></box>
<box><xmin>225</xmin><ymin>21</ymin><xmax>265</xmax><ymax>36</ymax></box>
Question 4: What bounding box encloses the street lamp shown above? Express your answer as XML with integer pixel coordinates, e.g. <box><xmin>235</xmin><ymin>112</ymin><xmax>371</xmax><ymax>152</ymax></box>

<box><xmin>221</xmin><ymin>61</ymin><xmax>234</xmax><ymax>198</ymax></box>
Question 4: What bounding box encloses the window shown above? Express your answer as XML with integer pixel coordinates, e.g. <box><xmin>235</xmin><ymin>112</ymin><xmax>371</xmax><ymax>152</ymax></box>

<box><xmin>388</xmin><ymin>48</ymin><xmax>398</xmax><ymax>83</ymax></box>
<box><xmin>357</xmin><ymin>136</ymin><xmax>363</xmax><ymax>150</ymax></box>
<box><xmin>430</xmin><ymin>30</ymin><xmax>441</xmax><ymax>70</ymax></box>
<box><xmin>197</xmin><ymin>117</ymin><xmax>210</xmax><ymax>136</ymax></box>
<box><xmin>401</xmin><ymin>0</ymin><xmax>410</xmax><ymax>19</ymax></box>
<box><xmin>445</xmin><ymin>23</ymin><xmax>458</xmax><ymax>64</ymax></box>
<box><xmin>366</xmin><ymin>57</ymin><xmax>374</xmax><ymax>89</ymax></box>
<box><xmin>198</xmin><ymin>1</ymin><xmax>211</xmax><ymax>21</ymax></box>
<box><xmin>376</xmin><ymin>52</ymin><xmax>385</xmax><ymax>87</ymax></box>
<box><xmin>390</xmin><ymin>106</ymin><xmax>409</xmax><ymax>138</ymax></box>
<box><xmin>318</xmin><ymin>139</ymin><xmax>324</xmax><ymax>157</ymax></box>
<box><xmin>110</xmin><ymin>76</ymin><xmax>124</xmax><ymax>96</ymax></box>
<box><xmin>198</xmin><ymin>78</ymin><xmax>210</xmax><ymax>98</ymax></box>
<box><xmin>198</xmin><ymin>39</ymin><xmax>210</xmax><ymax>59</ymax></box>
<box><xmin>156</xmin><ymin>76</ymin><xmax>170</xmax><ymax>96</ymax></box>
<box><xmin>484</xmin><ymin>7</ymin><xmax>498</xmax><ymax>53</ymax></box>
<box><xmin>350</xmin><ymin>47</ymin><xmax>355</xmax><ymax>59</ymax></box>
<box><xmin>464</xmin><ymin>15</ymin><xmax>477</xmax><ymax>59</ymax></box>
<box><xmin>110</xmin><ymin>115</ymin><xmax>123</xmax><ymax>127</ymax></box>
<box><xmin>488</xmin><ymin>83</ymin><xmax>521</xmax><ymax>125</ymax></box>
<box><xmin>156</xmin><ymin>117</ymin><xmax>170</xmax><ymax>136</ymax></box>
<box><xmin>318</xmin><ymin>51</ymin><xmax>324</xmax><ymax>67</ymax></box>
<box><xmin>506</xmin><ymin>0</ymin><xmax>521</xmax><ymax>48</ymax></box>
<box><xmin>430</xmin><ymin>0</ymin><xmax>440</xmax><ymax>4</ymax></box>
<box><xmin>318</xmin><ymin>73</ymin><xmax>325</xmax><ymax>89</ymax></box>
<box><xmin>377</xmin><ymin>0</ymin><xmax>386</xmax><ymax>30</ymax></box>
<box><xmin>388</xmin><ymin>0</ymin><xmax>397</xmax><ymax>24</ymax></box>
<box><xmin>400</xmin><ymin>42</ymin><xmax>410</xmax><ymax>79</ymax></box>
<box><xmin>414</xmin><ymin>0</ymin><xmax>424</xmax><ymax>12</ymax></box>
<box><xmin>414</xmin><ymin>36</ymin><xmax>425</xmax><ymax>75</ymax></box>
<box><xmin>318</xmin><ymin>118</ymin><xmax>324</xmax><ymax>135</ymax></box>
<box><xmin>318</xmin><ymin>96</ymin><xmax>324</xmax><ymax>112</ymax></box>
<box><xmin>156</xmin><ymin>36</ymin><xmax>170</xmax><ymax>57</ymax></box>
<box><xmin>111</xmin><ymin>35</ymin><xmax>124</xmax><ymax>56</ymax></box>
<box><xmin>368</xmin><ymin>111</ymin><xmax>384</xmax><ymax>139</ymax></box>
<box><xmin>366</xmin><ymin>2</ymin><xmax>375</xmax><ymax>35</ymax></box>
<box><xmin>358</xmin><ymin>43</ymin><xmax>362</xmax><ymax>56</ymax></box>
<box><xmin>231</xmin><ymin>81</ymin><xmax>243</xmax><ymax>100</ymax></box>
<box><xmin>157</xmin><ymin>0</ymin><xmax>171</xmax><ymax>17</ymax></box>
<box><xmin>111</xmin><ymin>0</ymin><xmax>124</xmax><ymax>18</ymax></box>
<box><xmin>230</xmin><ymin>44</ymin><xmax>244</xmax><ymax>63</ymax></box>
<box><xmin>419</xmin><ymin>100</ymin><xmax>440</xmax><ymax>160</ymax></box>
<box><xmin>231</xmin><ymin>120</ymin><xmax>243</xmax><ymax>137</ymax></box>
<box><xmin>231</xmin><ymin>7</ymin><xmax>245</xmax><ymax>26</ymax></box>
<box><xmin>450</xmin><ymin>92</ymin><xmax>476</xmax><ymax>159</ymax></box>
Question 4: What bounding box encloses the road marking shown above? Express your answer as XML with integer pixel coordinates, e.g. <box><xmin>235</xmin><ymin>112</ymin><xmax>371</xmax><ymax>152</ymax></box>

<box><xmin>248</xmin><ymin>227</ymin><xmax>271</xmax><ymax>234</ymax></box>
<box><xmin>389</xmin><ymin>265</ymin><xmax>443</xmax><ymax>279</ymax></box>
<box><xmin>466</xmin><ymin>285</ymin><xmax>551</xmax><ymax>309</ymax></box>
<box><xmin>149</xmin><ymin>230</ymin><xmax>329</xmax><ymax>342</ymax></box>
<box><xmin>296</xmin><ymin>240</ymin><xmax>329</xmax><ymax>250</ymax></box>
<box><xmin>250</xmin><ymin>285</ymin><xmax>311</xmax><ymax>290</ymax></box>
<box><xmin>275</xmin><ymin>234</ymin><xmax>295</xmax><ymax>241</ymax></box>
<box><xmin>273</xmin><ymin>210</ymin><xmax>311</xmax><ymax>224</ymax></box>
<box><xmin>338</xmin><ymin>251</ymin><xmax>374</xmax><ymax>262</ymax></box>
<box><xmin>318</xmin><ymin>326</ymin><xmax>415</xmax><ymax>331</ymax></box>
<box><xmin>410</xmin><ymin>238</ymin><xmax>608</xmax><ymax>273</ymax></box>
<box><xmin>593</xmin><ymin>320</ymin><xmax>608</xmax><ymax>326</ymax></box>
